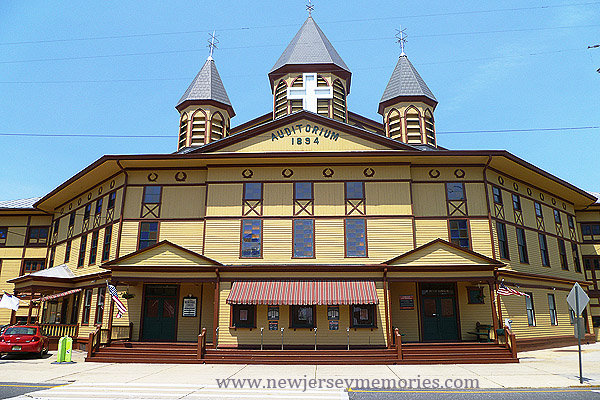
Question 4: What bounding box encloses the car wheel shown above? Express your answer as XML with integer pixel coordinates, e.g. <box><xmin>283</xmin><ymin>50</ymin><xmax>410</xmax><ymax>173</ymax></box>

<box><xmin>38</xmin><ymin>347</ymin><xmax>46</xmax><ymax>358</ymax></box>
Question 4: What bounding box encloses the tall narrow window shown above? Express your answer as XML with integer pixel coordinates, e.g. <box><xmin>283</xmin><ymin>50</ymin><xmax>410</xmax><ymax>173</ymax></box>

<box><xmin>516</xmin><ymin>228</ymin><xmax>529</xmax><ymax>263</ymax></box>
<box><xmin>446</xmin><ymin>183</ymin><xmax>465</xmax><ymax>200</ymax></box>
<box><xmin>178</xmin><ymin>114</ymin><xmax>188</xmax><ymax>150</ymax></box>
<box><xmin>107</xmin><ymin>192</ymin><xmax>116</xmax><ymax>210</ymax></box>
<box><xmin>449</xmin><ymin>219</ymin><xmax>469</xmax><ymax>249</ymax></box>
<box><xmin>0</xmin><ymin>227</ymin><xmax>7</xmax><ymax>246</ymax></box>
<box><xmin>89</xmin><ymin>231</ymin><xmax>99</xmax><ymax>265</ymax></box>
<box><xmin>274</xmin><ymin>80</ymin><xmax>288</xmax><ymax>119</ymax></box>
<box><xmin>82</xmin><ymin>289</ymin><xmax>93</xmax><ymax>325</ymax></box>
<box><xmin>141</xmin><ymin>186</ymin><xmax>162</xmax><ymax>218</ymax></box>
<box><xmin>558</xmin><ymin>239</ymin><xmax>568</xmax><ymax>270</ymax></box>
<box><xmin>548</xmin><ymin>294</ymin><xmax>558</xmax><ymax>326</ymax></box>
<box><xmin>78</xmin><ymin>235</ymin><xmax>87</xmax><ymax>268</ymax></box>
<box><xmin>95</xmin><ymin>287</ymin><xmax>106</xmax><ymax>325</ymax></box>
<box><xmin>69</xmin><ymin>212</ymin><xmax>76</xmax><ymax>227</ymax></box>
<box><xmin>293</xmin><ymin>219</ymin><xmax>314</xmax><ymax>258</ymax></box>
<box><xmin>64</xmin><ymin>240</ymin><xmax>72</xmax><ymax>263</ymax></box>
<box><xmin>492</xmin><ymin>186</ymin><xmax>505</xmax><ymax>219</ymax></box>
<box><xmin>83</xmin><ymin>204</ymin><xmax>91</xmax><ymax>221</ymax></box>
<box><xmin>102</xmin><ymin>225</ymin><xmax>112</xmax><ymax>262</ymax></box>
<box><xmin>345</xmin><ymin>181</ymin><xmax>365</xmax><ymax>215</ymax></box>
<box><xmin>345</xmin><ymin>219</ymin><xmax>367</xmax><ymax>257</ymax></box>
<box><xmin>539</xmin><ymin>233</ymin><xmax>550</xmax><ymax>267</ymax></box>
<box><xmin>138</xmin><ymin>222</ymin><xmax>159</xmax><ymax>250</ymax></box>
<box><xmin>243</xmin><ymin>182</ymin><xmax>263</xmax><ymax>216</ymax></box>
<box><xmin>497</xmin><ymin>222</ymin><xmax>509</xmax><ymax>260</ymax></box>
<box><xmin>512</xmin><ymin>194</ymin><xmax>521</xmax><ymax>211</ymax></box>
<box><xmin>405</xmin><ymin>107</ymin><xmax>421</xmax><ymax>144</ymax></box>
<box><xmin>534</xmin><ymin>202</ymin><xmax>543</xmax><ymax>218</ymax></box>
<box><xmin>241</xmin><ymin>219</ymin><xmax>262</xmax><ymax>258</ymax></box>
<box><xmin>492</xmin><ymin>187</ymin><xmax>503</xmax><ymax>204</ymax></box>
<box><xmin>525</xmin><ymin>293</ymin><xmax>535</xmax><ymax>326</ymax></box>
<box><xmin>332</xmin><ymin>79</ymin><xmax>346</xmax><ymax>122</ymax></box>
<box><xmin>190</xmin><ymin>111</ymin><xmax>206</xmax><ymax>145</ymax></box>
<box><xmin>294</xmin><ymin>182</ymin><xmax>314</xmax><ymax>216</ymax></box>
<box><xmin>572</xmin><ymin>243</ymin><xmax>581</xmax><ymax>273</ymax></box>
<box><xmin>446</xmin><ymin>183</ymin><xmax>467</xmax><ymax>216</ymax></box>
<box><xmin>554</xmin><ymin>210</ymin><xmax>562</xmax><ymax>225</ymax></box>
<box><xmin>95</xmin><ymin>198</ymin><xmax>103</xmax><ymax>215</ymax></box>
<box><xmin>27</xmin><ymin>227</ymin><xmax>49</xmax><ymax>246</ymax></box>
<box><xmin>49</xmin><ymin>247</ymin><xmax>56</xmax><ymax>268</ymax></box>
<box><xmin>70</xmin><ymin>292</ymin><xmax>81</xmax><ymax>324</ymax></box>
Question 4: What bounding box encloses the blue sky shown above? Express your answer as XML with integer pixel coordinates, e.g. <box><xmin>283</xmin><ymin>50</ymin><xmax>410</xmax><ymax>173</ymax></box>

<box><xmin>0</xmin><ymin>1</ymin><xmax>599</xmax><ymax>201</ymax></box>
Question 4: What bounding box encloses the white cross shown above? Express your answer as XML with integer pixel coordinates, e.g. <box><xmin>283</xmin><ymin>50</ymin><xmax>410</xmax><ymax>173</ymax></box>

<box><xmin>287</xmin><ymin>73</ymin><xmax>333</xmax><ymax>113</ymax></box>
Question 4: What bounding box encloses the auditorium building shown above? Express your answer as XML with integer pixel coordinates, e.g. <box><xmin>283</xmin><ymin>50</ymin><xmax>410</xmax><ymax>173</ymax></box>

<box><xmin>1</xmin><ymin>15</ymin><xmax>599</xmax><ymax>364</ymax></box>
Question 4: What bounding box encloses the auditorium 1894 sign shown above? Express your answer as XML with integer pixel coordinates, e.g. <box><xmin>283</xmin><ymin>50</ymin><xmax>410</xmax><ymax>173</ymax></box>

<box><xmin>270</xmin><ymin>123</ymin><xmax>339</xmax><ymax>146</ymax></box>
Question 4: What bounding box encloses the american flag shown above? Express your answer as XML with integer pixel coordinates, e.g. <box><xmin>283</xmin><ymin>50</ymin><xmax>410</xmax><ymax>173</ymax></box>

<box><xmin>107</xmin><ymin>284</ymin><xmax>127</xmax><ymax>318</ymax></box>
<box><xmin>498</xmin><ymin>281</ymin><xmax>530</xmax><ymax>297</ymax></box>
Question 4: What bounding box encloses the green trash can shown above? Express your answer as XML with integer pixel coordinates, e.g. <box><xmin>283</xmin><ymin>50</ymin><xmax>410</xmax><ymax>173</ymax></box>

<box><xmin>56</xmin><ymin>336</ymin><xmax>73</xmax><ymax>363</ymax></box>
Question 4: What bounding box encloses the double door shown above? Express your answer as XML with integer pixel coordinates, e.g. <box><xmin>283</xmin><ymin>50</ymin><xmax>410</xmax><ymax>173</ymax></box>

<box><xmin>142</xmin><ymin>285</ymin><xmax>178</xmax><ymax>341</ymax></box>
<box><xmin>420</xmin><ymin>283</ymin><xmax>459</xmax><ymax>341</ymax></box>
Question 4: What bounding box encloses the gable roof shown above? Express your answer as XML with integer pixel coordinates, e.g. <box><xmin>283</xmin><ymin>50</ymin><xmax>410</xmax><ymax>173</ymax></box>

<box><xmin>186</xmin><ymin>110</ymin><xmax>417</xmax><ymax>154</ymax></box>
<box><xmin>378</xmin><ymin>55</ymin><xmax>437</xmax><ymax>114</ymax></box>
<box><xmin>102</xmin><ymin>240</ymin><xmax>222</xmax><ymax>269</ymax></box>
<box><xmin>270</xmin><ymin>16</ymin><xmax>349</xmax><ymax>74</ymax></box>
<box><xmin>28</xmin><ymin>264</ymin><xmax>75</xmax><ymax>279</ymax></box>
<box><xmin>0</xmin><ymin>197</ymin><xmax>42</xmax><ymax>209</ymax></box>
<box><xmin>385</xmin><ymin>238</ymin><xmax>504</xmax><ymax>267</ymax></box>
<box><xmin>176</xmin><ymin>57</ymin><xmax>234</xmax><ymax>115</ymax></box>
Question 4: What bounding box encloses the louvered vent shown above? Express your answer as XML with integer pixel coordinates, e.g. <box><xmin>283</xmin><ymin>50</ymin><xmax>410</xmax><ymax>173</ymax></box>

<box><xmin>332</xmin><ymin>80</ymin><xmax>346</xmax><ymax>122</ymax></box>
<box><xmin>405</xmin><ymin>109</ymin><xmax>422</xmax><ymax>144</ymax></box>
<box><xmin>274</xmin><ymin>80</ymin><xmax>288</xmax><ymax>119</ymax></box>
<box><xmin>211</xmin><ymin>113</ymin><xmax>224</xmax><ymax>141</ymax></box>
<box><xmin>178</xmin><ymin>115</ymin><xmax>188</xmax><ymax>150</ymax></box>
<box><xmin>317</xmin><ymin>75</ymin><xmax>330</xmax><ymax>118</ymax></box>
<box><xmin>387</xmin><ymin>109</ymin><xmax>401</xmax><ymax>139</ymax></box>
<box><xmin>425</xmin><ymin>110</ymin><xmax>435</xmax><ymax>146</ymax></box>
<box><xmin>190</xmin><ymin>113</ymin><xmax>206</xmax><ymax>146</ymax></box>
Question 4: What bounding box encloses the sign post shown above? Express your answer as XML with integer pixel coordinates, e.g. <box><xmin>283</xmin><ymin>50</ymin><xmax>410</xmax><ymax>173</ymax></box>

<box><xmin>566</xmin><ymin>283</ymin><xmax>590</xmax><ymax>384</ymax></box>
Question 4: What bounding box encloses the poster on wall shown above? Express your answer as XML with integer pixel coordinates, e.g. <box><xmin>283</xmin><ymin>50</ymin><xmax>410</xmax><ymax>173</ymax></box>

<box><xmin>399</xmin><ymin>295</ymin><xmax>414</xmax><ymax>310</ymax></box>
<box><xmin>182</xmin><ymin>296</ymin><xmax>197</xmax><ymax>317</ymax></box>
<box><xmin>329</xmin><ymin>320</ymin><xmax>339</xmax><ymax>330</ymax></box>
<box><xmin>269</xmin><ymin>320</ymin><xmax>278</xmax><ymax>330</ymax></box>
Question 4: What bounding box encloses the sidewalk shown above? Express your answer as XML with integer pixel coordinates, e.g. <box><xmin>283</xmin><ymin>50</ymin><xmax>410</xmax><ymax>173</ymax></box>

<box><xmin>1</xmin><ymin>343</ymin><xmax>600</xmax><ymax>389</ymax></box>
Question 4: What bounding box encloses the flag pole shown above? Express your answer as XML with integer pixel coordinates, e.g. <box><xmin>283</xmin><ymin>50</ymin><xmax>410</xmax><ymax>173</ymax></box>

<box><xmin>107</xmin><ymin>282</ymin><xmax>114</xmax><ymax>345</ymax></box>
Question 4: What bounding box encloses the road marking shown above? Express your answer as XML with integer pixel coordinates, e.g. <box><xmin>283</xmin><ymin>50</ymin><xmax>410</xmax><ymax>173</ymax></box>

<box><xmin>349</xmin><ymin>388</ymin><xmax>600</xmax><ymax>394</ymax></box>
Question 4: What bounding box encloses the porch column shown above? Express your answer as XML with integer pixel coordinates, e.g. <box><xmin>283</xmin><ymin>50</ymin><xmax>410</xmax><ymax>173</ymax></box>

<box><xmin>107</xmin><ymin>293</ymin><xmax>115</xmax><ymax>345</ymax></box>
<box><xmin>27</xmin><ymin>299</ymin><xmax>34</xmax><ymax>324</ymax></box>
<box><xmin>213</xmin><ymin>270</ymin><xmax>220</xmax><ymax>345</ymax></box>
<box><xmin>488</xmin><ymin>279</ymin><xmax>499</xmax><ymax>342</ymax></box>
<box><xmin>383</xmin><ymin>269</ymin><xmax>392</xmax><ymax>348</ymax></box>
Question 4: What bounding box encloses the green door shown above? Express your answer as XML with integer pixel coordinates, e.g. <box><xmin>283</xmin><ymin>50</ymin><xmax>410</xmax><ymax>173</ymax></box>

<box><xmin>422</xmin><ymin>297</ymin><xmax>459</xmax><ymax>341</ymax></box>
<box><xmin>142</xmin><ymin>285</ymin><xmax>178</xmax><ymax>342</ymax></box>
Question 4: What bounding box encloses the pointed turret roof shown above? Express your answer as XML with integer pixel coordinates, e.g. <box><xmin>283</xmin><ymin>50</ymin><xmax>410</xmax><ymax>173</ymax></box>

<box><xmin>176</xmin><ymin>57</ymin><xmax>234</xmax><ymax>115</ymax></box>
<box><xmin>378</xmin><ymin>54</ymin><xmax>437</xmax><ymax>114</ymax></box>
<box><xmin>268</xmin><ymin>17</ymin><xmax>351</xmax><ymax>91</ymax></box>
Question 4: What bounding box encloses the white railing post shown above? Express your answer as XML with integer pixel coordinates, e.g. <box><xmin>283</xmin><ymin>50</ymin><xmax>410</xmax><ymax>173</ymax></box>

<box><xmin>347</xmin><ymin>327</ymin><xmax>350</xmax><ymax>350</ymax></box>
<box><xmin>314</xmin><ymin>327</ymin><xmax>317</xmax><ymax>350</ymax></box>
<box><xmin>280</xmin><ymin>327</ymin><xmax>284</xmax><ymax>350</ymax></box>
<box><xmin>260</xmin><ymin>327</ymin><xmax>264</xmax><ymax>350</ymax></box>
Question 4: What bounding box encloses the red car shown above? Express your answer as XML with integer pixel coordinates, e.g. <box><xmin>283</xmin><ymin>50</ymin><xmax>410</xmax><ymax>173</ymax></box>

<box><xmin>0</xmin><ymin>325</ymin><xmax>49</xmax><ymax>357</ymax></box>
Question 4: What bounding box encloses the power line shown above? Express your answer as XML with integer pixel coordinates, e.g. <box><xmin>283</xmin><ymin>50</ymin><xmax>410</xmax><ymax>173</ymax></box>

<box><xmin>0</xmin><ymin>126</ymin><xmax>597</xmax><ymax>139</ymax></box>
<box><xmin>1</xmin><ymin>2</ymin><xmax>598</xmax><ymax>46</ymax></box>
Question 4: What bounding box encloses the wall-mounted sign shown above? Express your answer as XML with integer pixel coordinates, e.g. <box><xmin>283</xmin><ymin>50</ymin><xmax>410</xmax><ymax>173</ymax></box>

<box><xmin>399</xmin><ymin>295</ymin><xmax>414</xmax><ymax>310</ymax></box>
<box><xmin>269</xmin><ymin>321</ymin><xmax>278</xmax><ymax>330</ymax></box>
<box><xmin>329</xmin><ymin>320</ymin><xmax>339</xmax><ymax>330</ymax></box>
<box><xmin>268</xmin><ymin>306</ymin><xmax>279</xmax><ymax>321</ymax></box>
<box><xmin>327</xmin><ymin>306</ymin><xmax>339</xmax><ymax>321</ymax></box>
<box><xmin>182</xmin><ymin>296</ymin><xmax>197</xmax><ymax>317</ymax></box>
<box><xmin>270</xmin><ymin>123</ymin><xmax>340</xmax><ymax>145</ymax></box>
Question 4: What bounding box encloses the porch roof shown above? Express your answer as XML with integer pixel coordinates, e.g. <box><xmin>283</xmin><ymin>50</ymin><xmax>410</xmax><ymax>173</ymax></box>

<box><xmin>226</xmin><ymin>280</ymin><xmax>379</xmax><ymax>305</ymax></box>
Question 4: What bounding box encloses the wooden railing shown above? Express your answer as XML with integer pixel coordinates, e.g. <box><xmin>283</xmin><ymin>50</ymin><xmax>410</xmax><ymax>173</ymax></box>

<box><xmin>394</xmin><ymin>328</ymin><xmax>403</xmax><ymax>360</ymax></box>
<box><xmin>87</xmin><ymin>327</ymin><xmax>101</xmax><ymax>358</ymax></box>
<box><xmin>504</xmin><ymin>326</ymin><xmax>518</xmax><ymax>359</ymax></box>
<box><xmin>40</xmin><ymin>324</ymin><xmax>79</xmax><ymax>338</ymax></box>
<box><xmin>197</xmin><ymin>328</ymin><xmax>207</xmax><ymax>360</ymax></box>
<box><xmin>100</xmin><ymin>323</ymin><xmax>134</xmax><ymax>345</ymax></box>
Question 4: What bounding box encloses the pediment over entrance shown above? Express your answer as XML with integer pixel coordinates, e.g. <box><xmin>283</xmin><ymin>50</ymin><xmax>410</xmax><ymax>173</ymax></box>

<box><xmin>103</xmin><ymin>241</ymin><xmax>222</xmax><ymax>269</ymax></box>
<box><xmin>189</xmin><ymin>110</ymin><xmax>415</xmax><ymax>154</ymax></box>
<box><xmin>385</xmin><ymin>239</ymin><xmax>503</xmax><ymax>268</ymax></box>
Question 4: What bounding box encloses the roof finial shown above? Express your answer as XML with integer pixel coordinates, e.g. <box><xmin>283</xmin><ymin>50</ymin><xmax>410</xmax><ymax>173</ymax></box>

<box><xmin>395</xmin><ymin>26</ymin><xmax>407</xmax><ymax>56</ymax></box>
<box><xmin>207</xmin><ymin>31</ymin><xmax>219</xmax><ymax>60</ymax></box>
<box><xmin>306</xmin><ymin>0</ymin><xmax>314</xmax><ymax>17</ymax></box>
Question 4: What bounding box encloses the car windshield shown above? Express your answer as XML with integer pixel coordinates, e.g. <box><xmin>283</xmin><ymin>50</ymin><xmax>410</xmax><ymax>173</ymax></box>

<box><xmin>4</xmin><ymin>327</ymin><xmax>37</xmax><ymax>335</ymax></box>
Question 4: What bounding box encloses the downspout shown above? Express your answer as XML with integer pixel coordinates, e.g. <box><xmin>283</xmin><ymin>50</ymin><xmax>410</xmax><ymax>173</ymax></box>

<box><xmin>114</xmin><ymin>160</ymin><xmax>128</xmax><ymax>258</ymax></box>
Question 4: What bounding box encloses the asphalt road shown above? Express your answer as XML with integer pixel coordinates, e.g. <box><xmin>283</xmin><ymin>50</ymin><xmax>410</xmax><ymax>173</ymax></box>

<box><xmin>0</xmin><ymin>383</ymin><xmax>61</xmax><ymax>400</ymax></box>
<box><xmin>349</xmin><ymin>387</ymin><xmax>600</xmax><ymax>399</ymax></box>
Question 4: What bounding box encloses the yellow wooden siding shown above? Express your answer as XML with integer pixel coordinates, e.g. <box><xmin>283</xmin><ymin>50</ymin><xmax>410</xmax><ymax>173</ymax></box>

<box><xmin>576</xmin><ymin>210</ymin><xmax>600</xmax><ymax>222</ymax></box>
<box><xmin>206</xmin><ymin>184</ymin><xmax>242</xmax><ymax>217</ymax></box>
<box><xmin>389</xmin><ymin>241</ymin><xmax>488</xmax><ymax>266</ymax></box>
<box><xmin>177</xmin><ymin>283</ymin><xmax>203</xmax><ymax>341</ymax></box>
<box><xmin>161</xmin><ymin>186</ymin><xmax>205</xmax><ymax>218</ymax></box>
<box><xmin>410</xmin><ymin>167</ymin><xmax>483</xmax><ymax>182</ymax></box>
<box><xmin>366</xmin><ymin>182</ymin><xmax>411</xmax><ymax>215</ymax></box>
<box><xmin>113</xmin><ymin>243</ymin><xmax>212</xmax><ymax>267</ymax></box>
<box><xmin>201</xmin><ymin>282</ymin><xmax>215</xmax><ymax>343</ymax></box>
<box><xmin>203</xmin><ymin>220</ymin><xmax>240</xmax><ymax>262</ymax></box>
<box><xmin>217</xmin><ymin>281</ymin><xmax>386</xmax><ymax>347</ymax></box>
<box><xmin>470</xmin><ymin>219</ymin><xmax>493</xmax><ymax>258</ymax></box>
<box><xmin>314</xmin><ymin>182</ymin><xmax>344</xmax><ymax>216</ymax></box>
<box><xmin>158</xmin><ymin>221</ymin><xmax>204</xmax><ymax>254</ymax></box>
<box><xmin>389</xmin><ymin>282</ymin><xmax>420</xmax><ymax>341</ymax></box>
<box><xmin>263</xmin><ymin>183</ymin><xmax>293</xmax><ymax>216</ymax></box>
<box><xmin>123</xmin><ymin>187</ymin><xmax>143</xmax><ymax>219</ymax></box>
<box><xmin>367</xmin><ymin>219</ymin><xmax>413</xmax><ymax>260</ymax></box>
<box><xmin>456</xmin><ymin>282</ymin><xmax>495</xmax><ymax>340</ymax></box>
<box><xmin>412</xmin><ymin>183</ymin><xmax>446</xmax><ymax>216</ymax></box>
<box><xmin>414</xmin><ymin>219</ymin><xmax>447</xmax><ymax>247</ymax></box>
<box><xmin>465</xmin><ymin>183</ymin><xmax>488</xmax><ymax>216</ymax></box>
<box><xmin>119</xmin><ymin>221</ymin><xmax>140</xmax><ymax>257</ymax></box>
<box><xmin>0</xmin><ymin>259</ymin><xmax>23</xmax><ymax>324</ymax></box>
<box><xmin>5</xmin><ymin>227</ymin><xmax>27</xmax><ymax>247</ymax></box>
<box><xmin>127</xmin><ymin>170</ymin><xmax>207</xmax><ymax>186</ymax></box>
<box><xmin>76</xmin><ymin>228</ymin><xmax>107</xmax><ymax>277</ymax></box>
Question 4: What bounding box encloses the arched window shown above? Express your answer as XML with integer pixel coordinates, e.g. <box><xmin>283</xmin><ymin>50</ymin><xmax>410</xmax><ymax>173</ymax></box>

<box><xmin>332</xmin><ymin>79</ymin><xmax>346</xmax><ymax>122</ymax></box>
<box><xmin>190</xmin><ymin>110</ymin><xmax>206</xmax><ymax>146</ymax></box>
<box><xmin>405</xmin><ymin>107</ymin><xmax>422</xmax><ymax>144</ymax></box>
<box><xmin>424</xmin><ymin>109</ymin><xmax>435</xmax><ymax>146</ymax></box>
<box><xmin>317</xmin><ymin>75</ymin><xmax>330</xmax><ymax>118</ymax></box>
<box><xmin>290</xmin><ymin>75</ymin><xmax>303</xmax><ymax>114</ymax></box>
<box><xmin>211</xmin><ymin>112</ymin><xmax>225</xmax><ymax>141</ymax></box>
<box><xmin>178</xmin><ymin>114</ymin><xmax>188</xmax><ymax>150</ymax></box>
<box><xmin>386</xmin><ymin>109</ymin><xmax>401</xmax><ymax>139</ymax></box>
<box><xmin>274</xmin><ymin>80</ymin><xmax>288</xmax><ymax>119</ymax></box>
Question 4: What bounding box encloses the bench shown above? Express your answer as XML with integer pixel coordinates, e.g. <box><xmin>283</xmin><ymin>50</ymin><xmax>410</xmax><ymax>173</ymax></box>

<box><xmin>467</xmin><ymin>321</ymin><xmax>492</xmax><ymax>342</ymax></box>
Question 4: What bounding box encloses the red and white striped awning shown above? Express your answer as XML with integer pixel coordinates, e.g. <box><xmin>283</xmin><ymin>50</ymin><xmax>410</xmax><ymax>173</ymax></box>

<box><xmin>226</xmin><ymin>280</ymin><xmax>379</xmax><ymax>305</ymax></box>
<box><xmin>35</xmin><ymin>288</ymin><xmax>82</xmax><ymax>302</ymax></box>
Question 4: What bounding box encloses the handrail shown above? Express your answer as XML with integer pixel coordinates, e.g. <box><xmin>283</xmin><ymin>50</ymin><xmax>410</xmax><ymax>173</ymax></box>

<box><xmin>39</xmin><ymin>323</ymin><xmax>78</xmax><ymax>338</ymax></box>
<box><xmin>504</xmin><ymin>326</ymin><xmax>517</xmax><ymax>359</ymax></box>
<box><xmin>395</xmin><ymin>328</ymin><xmax>402</xmax><ymax>360</ymax></box>
<box><xmin>197</xmin><ymin>328</ymin><xmax>207</xmax><ymax>360</ymax></box>
<box><xmin>87</xmin><ymin>327</ymin><xmax>101</xmax><ymax>359</ymax></box>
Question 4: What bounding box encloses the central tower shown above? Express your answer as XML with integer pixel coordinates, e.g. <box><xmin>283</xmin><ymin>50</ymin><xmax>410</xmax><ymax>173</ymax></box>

<box><xmin>268</xmin><ymin>16</ymin><xmax>351</xmax><ymax>122</ymax></box>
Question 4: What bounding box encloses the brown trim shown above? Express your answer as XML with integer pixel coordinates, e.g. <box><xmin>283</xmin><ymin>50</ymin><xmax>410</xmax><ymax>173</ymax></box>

<box><xmin>176</xmin><ymin>99</ymin><xmax>235</xmax><ymax>118</ymax></box>
<box><xmin>496</xmin><ymin>269</ymin><xmax>590</xmax><ymax>286</ymax></box>
<box><xmin>390</xmin><ymin>276</ymin><xmax>493</xmax><ymax>283</ymax></box>
<box><xmin>378</xmin><ymin>96</ymin><xmax>438</xmax><ymax>115</ymax></box>
<box><xmin>104</xmin><ymin>239</ymin><xmax>222</xmax><ymax>267</ymax></box>
<box><xmin>51</xmin><ymin>171</ymin><xmax>124</xmax><ymax>212</ymax></box>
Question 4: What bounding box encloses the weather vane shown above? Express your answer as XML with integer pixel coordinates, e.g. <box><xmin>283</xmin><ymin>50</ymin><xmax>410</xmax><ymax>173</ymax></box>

<box><xmin>395</xmin><ymin>27</ymin><xmax>407</xmax><ymax>56</ymax></box>
<box><xmin>306</xmin><ymin>0</ymin><xmax>314</xmax><ymax>17</ymax></box>
<box><xmin>207</xmin><ymin>31</ymin><xmax>219</xmax><ymax>60</ymax></box>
